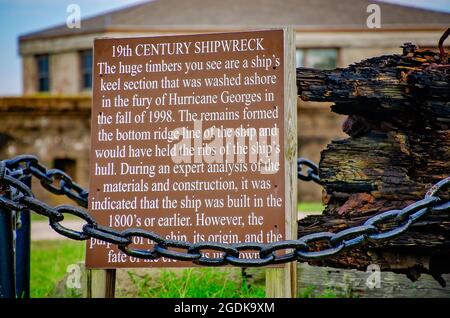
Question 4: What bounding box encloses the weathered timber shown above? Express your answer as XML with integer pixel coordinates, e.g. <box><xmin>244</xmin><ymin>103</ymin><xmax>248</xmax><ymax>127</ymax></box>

<box><xmin>298</xmin><ymin>213</ymin><xmax>450</xmax><ymax>286</ymax></box>
<box><xmin>297</xmin><ymin>42</ymin><xmax>450</xmax><ymax>283</ymax></box>
<box><xmin>296</xmin><ymin>262</ymin><xmax>450</xmax><ymax>298</ymax></box>
<box><xmin>297</xmin><ymin>48</ymin><xmax>450</xmax><ymax>130</ymax></box>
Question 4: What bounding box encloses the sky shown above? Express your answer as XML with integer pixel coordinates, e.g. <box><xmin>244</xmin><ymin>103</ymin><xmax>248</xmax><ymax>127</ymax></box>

<box><xmin>0</xmin><ymin>0</ymin><xmax>449</xmax><ymax>96</ymax></box>
<box><xmin>0</xmin><ymin>0</ymin><xmax>146</xmax><ymax>95</ymax></box>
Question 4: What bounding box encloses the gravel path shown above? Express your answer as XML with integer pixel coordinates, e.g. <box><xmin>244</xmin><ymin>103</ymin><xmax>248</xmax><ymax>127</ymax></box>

<box><xmin>31</xmin><ymin>220</ymin><xmax>83</xmax><ymax>241</ymax></box>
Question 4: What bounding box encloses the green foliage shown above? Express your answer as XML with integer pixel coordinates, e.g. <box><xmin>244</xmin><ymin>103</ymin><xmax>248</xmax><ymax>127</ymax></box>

<box><xmin>31</xmin><ymin>213</ymin><xmax>78</xmax><ymax>222</ymax></box>
<box><xmin>31</xmin><ymin>241</ymin><xmax>265</xmax><ymax>298</ymax></box>
<box><xmin>128</xmin><ymin>268</ymin><xmax>265</xmax><ymax>298</ymax></box>
<box><xmin>30</xmin><ymin>239</ymin><xmax>357</xmax><ymax>299</ymax></box>
<box><xmin>298</xmin><ymin>284</ymin><xmax>357</xmax><ymax>298</ymax></box>
<box><xmin>30</xmin><ymin>213</ymin><xmax>47</xmax><ymax>222</ymax></box>
<box><xmin>30</xmin><ymin>240</ymin><xmax>85</xmax><ymax>297</ymax></box>
<box><xmin>298</xmin><ymin>202</ymin><xmax>324</xmax><ymax>213</ymax></box>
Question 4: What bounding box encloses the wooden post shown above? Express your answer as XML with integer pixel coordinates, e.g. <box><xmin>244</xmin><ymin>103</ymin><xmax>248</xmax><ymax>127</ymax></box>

<box><xmin>86</xmin><ymin>269</ymin><xmax>116</xmax><ymax>298</ymax></box>
<box><xmin>266</xmin><ymin>27</ymin><xmax>297</xmax><ymax>298</ymax></box>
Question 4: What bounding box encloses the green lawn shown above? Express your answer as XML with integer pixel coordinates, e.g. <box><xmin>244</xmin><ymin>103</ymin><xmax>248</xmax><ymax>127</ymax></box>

<box><xmin>30</xmin><ymin>240</ymin><xmax>85</xmax><ymax>297</ymax></box>
<box><xmin>31</xmin><ymin>213</ymin><xmax>48</xmax><ymax>222</ymax></box>
<box><xmin>31</xmin><ymin>213</ymin><xmax>78</xmax><ymax>222</ymax></box>
<box><xmin>30</xmin><ymin>240</ymin><xmax>264</xmax><ymax>298</ymax></box>
<box><xmin>30</xmin><ymin>240</ymin><xmax>345</xmax><ymax>298</ymax></box>
<box><xmin>128</xmin><ymin>268</ymin><xmax>265</xmax><ymax>298</ymax></box>
<box><xmin>298</xmin><ymin>202</ymin><xmax>324</xmax><ymax>213</ymax></box>
<box><xmin>30</xmin><ymin>202</ymin><xmax>324</xmax><ymax>298</ymax></box>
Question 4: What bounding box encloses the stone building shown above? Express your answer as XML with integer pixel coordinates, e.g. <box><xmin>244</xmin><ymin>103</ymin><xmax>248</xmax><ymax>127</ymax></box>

<box><xmin>1</xmin><ymin>0</ymin><xmax>449</xmax><ymax>204</ymax></box>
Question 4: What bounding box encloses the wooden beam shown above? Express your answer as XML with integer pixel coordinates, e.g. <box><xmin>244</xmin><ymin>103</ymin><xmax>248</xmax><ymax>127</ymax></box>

<box><xmin>86</xmin><ymin>269</ymin><xmax>116</xmax><ymax>298</ymax></box>
<box><xmin>295</xmin><ymin>43</ymin><xmax>449</xmax><ymax>283</ymax></box>
<box><xmin>266</xmin><ymin>27</ymin><xmax>297</xmax><ymax>298</ymax></box>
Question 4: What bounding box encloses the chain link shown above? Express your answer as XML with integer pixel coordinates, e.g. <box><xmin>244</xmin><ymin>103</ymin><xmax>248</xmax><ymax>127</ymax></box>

<box><xmin>297</xmin><ymin>158</ymin><xmax>320</xmax><ymax>184</ymax></box>
<box><xmin>5</xmin><ymin>156</ymin><xmax>89</xmax><ymax>208</ymax></box>
<box><xmin>0</xmin><ymin>156</ymin><xmax>448</xmax><ymax>267</ymax></box>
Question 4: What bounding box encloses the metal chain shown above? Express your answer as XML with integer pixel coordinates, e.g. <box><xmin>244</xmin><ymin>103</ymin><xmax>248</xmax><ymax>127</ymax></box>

<box><xmin>0</xmin><ymin>156</ymin><xmax>448</xmax><ymax>267</ymax></box>
<box><xmin>297</xmin><ymin>158</ymin><xmax>320</xmax><ymax>184</ymax></box>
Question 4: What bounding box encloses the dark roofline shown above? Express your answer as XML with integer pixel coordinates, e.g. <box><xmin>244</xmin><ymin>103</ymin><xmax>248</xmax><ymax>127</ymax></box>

<box><xmin>19</xmin><ymin>0</ymin><xmax>151</xmax><ymax>41</ymax></box>
<box><xmin>19</xmin><ymin>0</ymin><xmax>450</xmax><ymax>42</ymax></box>
<box><xmin>376</xmin><ymin>0</ymin><xmax>450</xmax><ymax>15</ymax></box>
<box><xmin>20</xmin><ymin>26</ymin><xmax>450</xmax><ymax>42</ymax></box>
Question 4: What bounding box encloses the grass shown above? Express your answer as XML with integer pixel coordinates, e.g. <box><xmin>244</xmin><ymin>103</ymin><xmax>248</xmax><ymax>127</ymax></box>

<box><xmin>298</xmin><ymin>284</ymin><xmax>357</xmax><ymax>298</ymax></box>
<box><xmin>128</xmin><ymin>269</ymin><xmax>265</xmax><ymax>298</ymax></box>
<box><xmin>31</xmin><ymin>213</ymin><xmax>78</xmax><ymax>222</ymax></box>
<box><xmin>29</xmin><ymin>240</ymin><xmax>264</xmax><ymax>298</ymax></box>
<box><xmin>29</xmin><ymin>240</ymin><xmax>351</xmax><ymax>298</ymax></box>
<box><xmin>30</xmin><ymin>240</ymin><xmax>85</xmax><ymax>298</ymax></box>
<box><xmin>31</xmin><ymin>213</ymin><xmax>48</xmax><ymax>222</ymax></box>
<box><xmin>29</xmin><ymin>201</ymin><xmax>326</xmax><ymax>298</ymax></box>
<box><xmin>298</xmin><ymin>202</ymin><xmax>325</xmax><ymax>213</ymax></box>
<box><xmin>299</xmin><ymin>286</ymin><xmax>340</xmax><ymax>298</ymax></box>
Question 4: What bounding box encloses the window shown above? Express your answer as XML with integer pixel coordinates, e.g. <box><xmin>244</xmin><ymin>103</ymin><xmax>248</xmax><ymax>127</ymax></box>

<box><xmin>80</xmin><ymin>50</ymin><xmax>93</xmax><ymax>89</ymax></box>
<box><xmin>36</xmin><ymin>54</ymin><xmax>50</xmax><ymax>92</ymax></box>
<box><xmin>53</xmin><ymin>158</ymin><xmax>77</xmax><ymax>180</ymax></box>
<box><xmin>296</xmin><ymin>48</ymin><xmax>338</xmax><ymax>69</ymax></box>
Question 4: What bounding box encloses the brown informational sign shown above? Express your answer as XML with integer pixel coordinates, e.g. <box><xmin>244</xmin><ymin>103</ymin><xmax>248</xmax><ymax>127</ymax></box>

<box><xmin>86</xmin><ymin>29</ymin><xmax>294</xmax><ymax>268</ymax></box>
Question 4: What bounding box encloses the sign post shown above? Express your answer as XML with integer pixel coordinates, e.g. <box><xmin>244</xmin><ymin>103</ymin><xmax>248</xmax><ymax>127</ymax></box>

<box><xmin>266</xmin><ymin>28</ymin><xmax>297</xmax><ymax>298</ymax></box>
<box><xmin>88</xmin><ymin>28</ymin><xmax>297</xmax><ymax>297</ymax></box>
